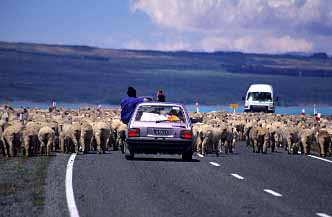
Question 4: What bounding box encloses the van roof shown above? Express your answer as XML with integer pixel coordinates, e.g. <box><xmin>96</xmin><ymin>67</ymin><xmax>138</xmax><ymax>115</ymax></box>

<box><xmin>248</xmin><ymin>84</ymin><xmax>273</xmax><ymax>93</ymax></box>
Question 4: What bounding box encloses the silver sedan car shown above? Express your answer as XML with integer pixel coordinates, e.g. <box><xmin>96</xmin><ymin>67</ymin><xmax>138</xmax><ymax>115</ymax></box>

<box><xmin>125</xmin><ymin>102</ymin><xmax>193</xmax><ymax>160</ymax></box>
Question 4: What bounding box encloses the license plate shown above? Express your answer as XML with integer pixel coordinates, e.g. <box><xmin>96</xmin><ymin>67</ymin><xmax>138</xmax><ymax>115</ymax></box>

<box><xmin>154</xmin><ymin>129</ymin><xmax>170</xmax><ymax>136</ymax></box>
<box><xmin>148</xmin><ymin>128</ymin><xmax>172</xmax><ymax>136</ymax></box>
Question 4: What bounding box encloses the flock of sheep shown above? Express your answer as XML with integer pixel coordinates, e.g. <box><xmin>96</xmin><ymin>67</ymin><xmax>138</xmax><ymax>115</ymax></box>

<box><xmin>191</xmin><ymin>111</ymin><xmax>332</xmax><ymax>157</ymax></box>
<box><xmin>1</xmin><ymin>105</ymin><xmax>332</xmax><ymax>159</ymax></box>
<box><xmin>0</xmin><ymin>106</ymin><xmax>127</xmax><ymax>157</ymax></box>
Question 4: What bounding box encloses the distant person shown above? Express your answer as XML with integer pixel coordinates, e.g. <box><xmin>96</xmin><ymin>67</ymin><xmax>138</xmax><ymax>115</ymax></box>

<box><xmin>52</xmin><ymin>101</ymin><xmax>57</xmax><ymax>110</ymax></box>
<box><xmin>156</xmin><ymin>89</ymin><xmax>166</xmax><ymax>102</ymax></box>
<box><xmin>121</xmin><ymin>86</ymin><xmax>146</xmax><ymax>124</ymax></box>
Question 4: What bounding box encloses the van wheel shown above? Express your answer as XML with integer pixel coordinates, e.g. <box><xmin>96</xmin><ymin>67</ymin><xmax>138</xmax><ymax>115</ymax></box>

<box><xmin>124</xmin><ymin>143</ymin><xmax>134</xmax><ymax>160</ymax></box>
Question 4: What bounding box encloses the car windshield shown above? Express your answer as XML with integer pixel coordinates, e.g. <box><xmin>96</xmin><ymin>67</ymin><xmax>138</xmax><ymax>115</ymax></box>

<box><xmin>247</xmin><ymin>92</ymin><xmax>272</xmax><ymax>102</ymax></box>
<box><xmin>135</xmin><ymin>105</ymin><xmax>186</xmax><ymax>123</ymax></box>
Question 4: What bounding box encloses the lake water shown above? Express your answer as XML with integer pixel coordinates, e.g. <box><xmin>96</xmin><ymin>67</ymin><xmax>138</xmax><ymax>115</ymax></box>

<box><xmin>4</xmin><ymin>101</ymin><xmax>332</xmax><ymax>115</ymax></box>
<box><xmin>185</xmin><ymin>105</ymin><xmax>332</xmax><ymax>115</ymax></box>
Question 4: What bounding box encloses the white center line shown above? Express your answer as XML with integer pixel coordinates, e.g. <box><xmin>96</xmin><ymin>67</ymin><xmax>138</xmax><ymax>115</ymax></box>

<box><xmin>66</xmin><ymin>153</ymin><xmax>80</xmax><ymax>217</ymax></box>
<box><xmin>231</xmin><ymin>173</ymin><xmax>245</xmax><ymax>180</ymax></box>
<box><xmin>316</xmin><ymin>213</ymin><xmax>332</xmax><ymax>217</ymax></box>
<box><xmin>209</xmin><ymin>162</ymin><xmax>221</xmax><ymax>167</ymax></box>
<box><xmin>308</xmin><ymin>155</ymin><xmax>332</xmax><ymax>164</ymax></box>
<box><xmin>197</xmin><ymin>153</ymin><xmax>204</xmax><ymax>158</ymax></box>
<box><xmin>264</xmin><ymin>189</ymin><xmax>283</xmax><ymax>197</ymax></box>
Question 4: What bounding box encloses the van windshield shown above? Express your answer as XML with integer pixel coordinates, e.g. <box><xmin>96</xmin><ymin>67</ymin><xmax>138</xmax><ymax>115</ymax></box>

<box><xmin>247</xmin><ymin>92</ymin><xmax>272</xmax><ymax>102</ymax></box>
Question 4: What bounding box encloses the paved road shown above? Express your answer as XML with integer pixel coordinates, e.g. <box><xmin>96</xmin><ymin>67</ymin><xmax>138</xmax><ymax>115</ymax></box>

<box><xmin>71</xmin><ymin>142</ymin><xmax>332</xmax><ymax>217</ymax></box>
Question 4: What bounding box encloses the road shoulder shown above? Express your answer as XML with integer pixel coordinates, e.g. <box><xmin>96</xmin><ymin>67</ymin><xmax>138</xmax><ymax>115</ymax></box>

<box><xmin>42</xmin><ymin>153</ymin><xmax>70</xmax><ymax>217</ymax></box>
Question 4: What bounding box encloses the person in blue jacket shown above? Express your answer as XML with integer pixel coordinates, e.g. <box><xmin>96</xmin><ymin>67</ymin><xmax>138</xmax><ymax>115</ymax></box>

<box><xmin>120</xmin><ymin>86</ymin><xmax>145</xmax><ymax>124</ymax></box>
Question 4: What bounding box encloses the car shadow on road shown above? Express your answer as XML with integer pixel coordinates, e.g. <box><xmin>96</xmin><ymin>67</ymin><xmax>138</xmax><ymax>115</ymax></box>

<box><xmin>130</xmin><ymin>157</ymin><xmax>200</xmax><ymax>162</ymax></box>
<box><xmin>202</xmin><ymin>152</ymin><xmax>240</xmax><ymax>157</ymax></box>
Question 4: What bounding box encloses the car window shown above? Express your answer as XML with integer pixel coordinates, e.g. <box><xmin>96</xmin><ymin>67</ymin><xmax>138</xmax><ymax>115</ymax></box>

<box><xmin>135</xmin><ymin>105</ymin><xmax>186</xmax><ymax>122</ymax></box>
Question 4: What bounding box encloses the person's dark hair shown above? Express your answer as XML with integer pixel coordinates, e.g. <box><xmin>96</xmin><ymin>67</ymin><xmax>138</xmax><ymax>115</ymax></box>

<box><xmin>127</xmin><ymin>86</ymin><xmax>137</xmax><ymax>97</ymax></box>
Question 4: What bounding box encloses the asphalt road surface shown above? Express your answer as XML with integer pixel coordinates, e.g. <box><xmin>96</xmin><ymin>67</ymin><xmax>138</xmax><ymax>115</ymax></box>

<box><xmin>68</xmin><ymin>142</ymin><xmax>332</xmax><ymax>217</ymax></box>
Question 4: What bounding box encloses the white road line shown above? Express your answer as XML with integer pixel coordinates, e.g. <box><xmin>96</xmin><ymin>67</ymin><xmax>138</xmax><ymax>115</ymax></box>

<box><xmin>308</xmin><ymin>155</ymin><xmax>332</xmax><ymax>164</ymax></box>
<box><xmin>231</xmin><ymin>173</ymin><xmax>245</xmax><ymax>180</ymax></box>
<box><xmin>316</xmin><ymin>213</ymin><xmax>332</xmax><ymax>217</ymax></box>
<box><xmin>66</xmin><ymin>153</ymin><xmax>80</xmax><ymax>217</ymax></box>
<box><xmin>209</xmin><ymin>162</ymin><xmax>221</xmax><ymax>167</ymax></box>
<box><xmin>197</xmin><ymin>153</ymin><xmax>204</xmax><ymax>158</ymax></box>
<box><xmin>263</xmin><ymin>189</ymin><xmax>283</xmax><ymax>197</ymax></box>
<box><xmin>296</xmin><ymin>152</ymin><xmax>332</xmax><ymax>164</ymax></box>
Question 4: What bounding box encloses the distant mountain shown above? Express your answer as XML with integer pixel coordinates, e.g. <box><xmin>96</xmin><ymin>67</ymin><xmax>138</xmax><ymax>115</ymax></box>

<box><xmin>0</xmin><ymin>41</ymin><xmax>332</xmax><ymax>106</ymax></box>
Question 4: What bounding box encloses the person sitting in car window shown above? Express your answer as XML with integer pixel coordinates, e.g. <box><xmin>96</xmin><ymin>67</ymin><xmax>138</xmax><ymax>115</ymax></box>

<box><xmin>121</xmin><ymin>86</ymin><xmax>146</xmax><ymax>124</ymax></box>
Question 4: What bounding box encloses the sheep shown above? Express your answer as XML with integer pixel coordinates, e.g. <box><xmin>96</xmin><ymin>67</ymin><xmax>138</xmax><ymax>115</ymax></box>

<box><xmin>193</xmin><ymin>124</ymin><xmax>213</xmax><ymax>155</ymax></box>
<box><xmin>38</xmin><ymin>126</ymin><xmax>55</xmax><ymax>156</ymax></box>
<box><xmin>299</xmin><ymin>128</ymin><xmax>317</xmax><ymax>155</ymax></box>
<box><xmin>200</xmin><ymin>124</ymin><xmax>214</xmax><ymax>155</ymax></box>
<box><xmin>93</xmin><ymin>121</ymin><xmax>110</xmax><ymax>154</ymax></box>
<box><xmin>2</xmin><ymin>105</ymin><xmax>332</xmax><ymax>160</ymax></box>
<box><xmin>0</xmin><ymin>123</ymin><xmax>4</xmax><ymax>156</ymax></box>
<box><xmin>2</xmin><ymin>121</ymin><xmax>23</xmax><ymax>157</ymax></box>
<box><xmin>316</xmin><ymin>129</ymin><xmax>331</xmax><ymax>157</ymax></box>
<box><xmin>110</xmin><ymin>119</ymin><xmax>122</xmax><ymax>151</ymax></box>
<box><xmin>22</xmin><ymin>121</ymin><xmax>40</xmax><ymax>157</ymax></box>
<box><xmin>79</xmin><ymin>121</ymin><xmax>93</xmax><ymax>154</ymax></box>
<box><xmin>115</xmin><ymin>122</ymin><xmax>127</xmax><ymax>153</ymax></box>
<box><xmin>249</xmin><ymin>125</ymin><xmax>268</xmax><ymax>154</ymax></box>
<box><xmin>286</xmin><ymin>127</ymin><xmax>301</xmax><ymax>155</ymax></box>
<box><xmin>59</xmin><ymin>123</ymin><xmax>81</xmax><ymax>153</ymax></box>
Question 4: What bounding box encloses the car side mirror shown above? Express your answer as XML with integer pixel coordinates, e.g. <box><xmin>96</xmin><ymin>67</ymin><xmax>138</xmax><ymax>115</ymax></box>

<box><xmin>275</xmin><ymin>96</ymin><xmax>279</xmax><ymax>102</ymax></box>
<box><xmin>242</xmin><ymin>96</ymin><xmax>245</xmax><ymax>101</ymax></box>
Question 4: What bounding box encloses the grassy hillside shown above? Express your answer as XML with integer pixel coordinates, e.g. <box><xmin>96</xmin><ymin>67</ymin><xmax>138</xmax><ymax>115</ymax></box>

<box><xmin>0</xmin><ymin>41</ymin><xmax>332</xmax><ymax>105</ymax></box>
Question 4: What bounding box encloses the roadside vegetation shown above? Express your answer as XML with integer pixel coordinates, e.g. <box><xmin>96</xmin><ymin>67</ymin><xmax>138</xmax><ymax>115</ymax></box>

<box><xmin>0</xmin><ymin>156</ymin><xmax>51</xmax><ymax>217</ymax></box>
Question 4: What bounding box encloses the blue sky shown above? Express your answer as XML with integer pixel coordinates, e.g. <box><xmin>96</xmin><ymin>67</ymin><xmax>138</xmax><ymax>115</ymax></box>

<box><xmin>0</xmin><ymin>0</ymin><xmax>154</xmax><ymax>48</ymax></box>
<box><xmin>1</xmin><ymin>0</ymin><xmax>332</xmax><ymax>54</ymax></box>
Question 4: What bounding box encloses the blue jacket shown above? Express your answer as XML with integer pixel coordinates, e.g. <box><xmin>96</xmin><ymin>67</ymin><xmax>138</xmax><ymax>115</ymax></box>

<box><xmin>120</xmin><ymin>97</ymin><xmax>144</xmax><ymax>124</ymax></box>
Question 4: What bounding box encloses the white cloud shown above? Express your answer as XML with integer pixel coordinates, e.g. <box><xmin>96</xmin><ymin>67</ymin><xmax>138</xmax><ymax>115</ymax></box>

<box><xmin>198</xmin><ymin>35</ymin><xmax>312</xmax><ymax>53</ymax></box>
<box><xmin>131</xmin><ymin>0</ymin><xmax>332</xmax><ymax>53</ymax></box>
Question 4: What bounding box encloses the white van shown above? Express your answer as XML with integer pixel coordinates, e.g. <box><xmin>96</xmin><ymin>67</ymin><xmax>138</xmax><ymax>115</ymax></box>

<box><xmin>243</xmin><ymin>84</ymin><xmax>277</xmax><ymax>113</ymax></box>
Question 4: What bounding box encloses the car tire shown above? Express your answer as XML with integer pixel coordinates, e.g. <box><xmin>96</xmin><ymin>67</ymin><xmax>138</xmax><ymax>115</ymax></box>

<box><xmin>182</xmin><ymin>150</ymin><xmax>192</xmax><ymax>161</ymax></box>
<box><xmin>120</xmin><ymin>141</ymin><xmax>125</xmax><ymax>154</ymax></box>
<box><xmin>124</xmin><ymin>142</ymin><xmax>134</xmax><ymax>160</ymax></box>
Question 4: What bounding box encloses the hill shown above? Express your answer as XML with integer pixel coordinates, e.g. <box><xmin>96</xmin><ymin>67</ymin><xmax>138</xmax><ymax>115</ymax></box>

<box><xmin>0</xmin><ymin>41</ymin><xmax>332</xmax><ymax>106</ymax></box>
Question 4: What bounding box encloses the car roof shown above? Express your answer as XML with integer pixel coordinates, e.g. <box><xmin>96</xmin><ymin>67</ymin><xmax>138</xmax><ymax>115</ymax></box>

<box><xmin>138</xmin><ymin>102</ymin><xmax>185</xmax><ymax>107</ymax></box>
